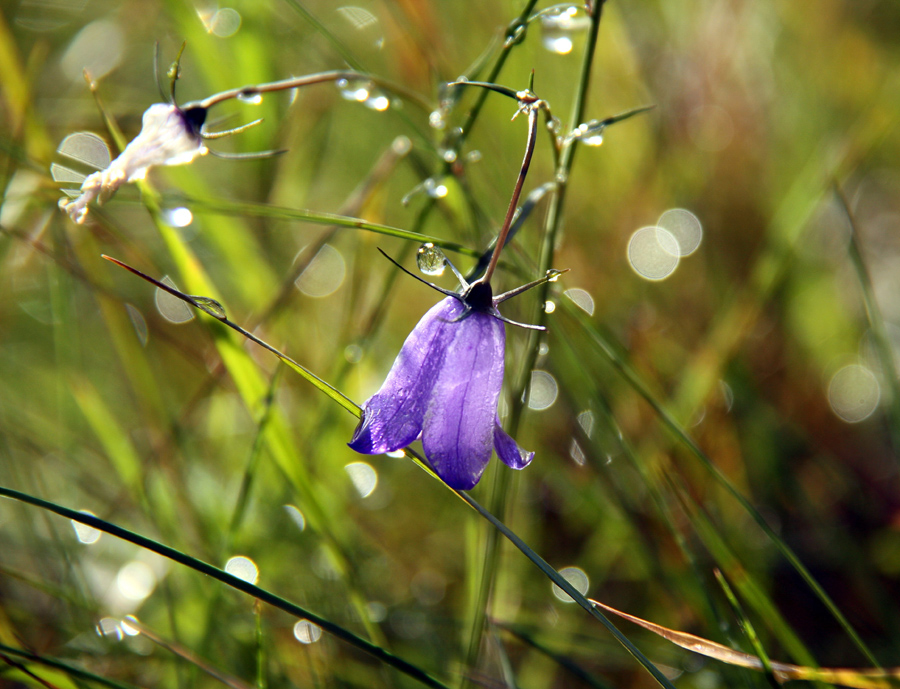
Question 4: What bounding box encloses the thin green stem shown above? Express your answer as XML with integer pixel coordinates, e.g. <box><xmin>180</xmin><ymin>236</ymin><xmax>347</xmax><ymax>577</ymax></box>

<box><xmin>0</xmin><ymin>486</ymin><xmax>448</xmax><ymax>689</ymax></box>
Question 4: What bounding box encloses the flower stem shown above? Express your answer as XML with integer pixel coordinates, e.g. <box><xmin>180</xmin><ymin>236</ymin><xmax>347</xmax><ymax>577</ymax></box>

<box><xmin>480</xmin><ymin>103</ymin><xmax>539</xmax><ymax>285</ymax></box>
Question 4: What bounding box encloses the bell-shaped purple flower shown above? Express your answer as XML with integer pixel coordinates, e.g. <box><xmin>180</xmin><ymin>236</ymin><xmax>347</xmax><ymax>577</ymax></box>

<box><xmin>350</xmin><ymin>270</ymin><xmax>548</xmax><ymax>490</ymax></box>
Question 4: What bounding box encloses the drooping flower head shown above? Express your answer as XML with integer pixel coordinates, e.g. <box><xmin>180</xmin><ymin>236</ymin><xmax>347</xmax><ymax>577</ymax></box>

<box><xmin>60</xmin><ymin>103</ymin><xmax>209</xmax><ymax>224</ymax></box>
<box><xmin>349</xmin><ymin>248</ymin><xmax>562</xmax><ymax>490</ymax></box>
<box><xmin>58</xmin><ymin>45</ymin><xmax>278</xmax><ymax>224</ymax></box>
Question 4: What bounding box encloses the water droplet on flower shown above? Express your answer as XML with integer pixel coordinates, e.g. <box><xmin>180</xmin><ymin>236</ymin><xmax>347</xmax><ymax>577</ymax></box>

<box><xmin>294</xmin><ymin>620</ymin><xmax>322</xmax><ymax>644</ymax></box>
<box><xmin>192</xmin><ymin>296</ymin><xmax>226</xmax><ymax>320</ymax></box>
<box><xmin>224</xmin><ymin>555</ymin><xmax>259</xmax><ymax>584</ymax></box>
<box><xmin>386</xmin><ymin>450</ymin><xmax>405</xmax><ymax>458</ymax></box>
<box><xmin>551</xmin><ymin>566</ymin><xmax>590</xmax><ymax>602</ymax></box>
<box><xmin>540</xmin><ymin>5</ymin><xmax>588</xmax><ymax>55</ymax></box>
<box><xmin>416</xmin><ymin>242</ymin><xmax>446</xmax><ymax>276</ymax></box>
<box><xmin>627</xmin><ymin>227</ymin><xmax>680</xmax><ymax>281</ymax></box>
<box><xmin>828</xmin><ymin>364</ymin><xmax>880</xmax><ymax>423</ymax></box>
<box><xmin>236</xmin><ymin>92</ymin><xmax>263</xmax><ymax>105</ymax></box>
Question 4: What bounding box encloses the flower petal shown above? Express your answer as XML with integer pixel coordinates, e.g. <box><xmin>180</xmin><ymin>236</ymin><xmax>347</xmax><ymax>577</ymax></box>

<box><xmin>349</xmin><ymin>297</ymin><xmax>463</xmax><ymax>454</ymax></box>
<box><xmin>422</xmin><ymin>311</ymin><xmax>505</xmax><ymax>490</ymax></box>
<box><xmin>493</xmin><ymin>418</ymin><xmax>534</xmax><ymax>470</ymax></box>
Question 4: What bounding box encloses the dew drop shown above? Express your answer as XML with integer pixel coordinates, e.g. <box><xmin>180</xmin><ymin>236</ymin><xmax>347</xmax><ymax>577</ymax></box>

<box><xmin>540</xmin><ymin>6</ymin><xmax>588</xmax><ymax>55</ymax></box>
<box><xmin>337</xmin><ymin>78</ymin><xmax>371</xmax><ymax>103</ymax></box>
<box><xmin>416</xmin><ymin>242</ymin><xmax>446</xmax><ymax>276</ymax></box>
<box><xmin>544</xmin><ymin>300</ymin><xmax>556</xmax><ymax>314</ymax></box>
<box><xmin>236</xmin><ymin>92</ymin><xmax>263</xmax><ymax>105</ymax></box>
<box><xmin>440</xmin><ymin>147</ymin><xmax>457</xmax><ymax>163</ymax></box>
<box><xmin>192</xmin><ymin>296</ymin><xmax>226</xmax><ymax>320</ymax></box>
<box><xmin>429</xmin><ymin>110</ymin><xmax>446</xmax><ymax>129</ymax></box>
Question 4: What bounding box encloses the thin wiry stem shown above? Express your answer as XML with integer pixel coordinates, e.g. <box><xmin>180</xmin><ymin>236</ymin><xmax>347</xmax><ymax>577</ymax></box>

<box><xmin>186</xmin><ymin>70</ymin><xmax>431</xmax><ymax>113</ymax></box>
<box><xmin>479</xmin><ymin>102</ymin><xmax>540</xmax><ymax>284</ymax></box>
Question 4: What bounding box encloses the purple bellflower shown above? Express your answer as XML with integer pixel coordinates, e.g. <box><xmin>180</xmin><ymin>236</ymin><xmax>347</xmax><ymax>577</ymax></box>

<box><xmin>349</xmin><ymin>250</ymin><xmax>560</xmax><ymax>490</ymax></box>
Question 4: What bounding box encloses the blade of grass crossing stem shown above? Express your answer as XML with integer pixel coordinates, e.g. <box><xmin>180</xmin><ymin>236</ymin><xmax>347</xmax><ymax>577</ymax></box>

<box><xmin>666</xmin><ymin>472</ymin><xmax>818</xmax><ymax>667</ymax></box>
<box><xmin>713</xmin><ymin>569</ymin><xmax>781</xmax><ymax>689</ymax></box>
<box><xmin>0</xmin><ymin>641</ymin><xmax>137</xmax><ymax>689</ymax></box>
<box><xmin>133</xmin><ymin>184</ymin><xmax>385</xmax><ymax>646</ymax></box>
<box><xmin>564</xmin><ymin>300</ymin><xmax>881</xmax><ymax>668</ymax></box>
<box><xmin>0</xmin><ymin>486</ymin><xmax>451</xmax><ymax>689</ymax></box>
<box><xmin>171</xmin><ymin>195</ymin><xmax>479</xmax><ymax>258</ymax></box>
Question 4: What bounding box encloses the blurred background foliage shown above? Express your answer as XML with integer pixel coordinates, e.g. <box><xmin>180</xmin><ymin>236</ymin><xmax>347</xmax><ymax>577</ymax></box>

<box><xmin>1</xmin><ymin>0</ymin><xmax>899</xmax><ymax>687</ymax></box>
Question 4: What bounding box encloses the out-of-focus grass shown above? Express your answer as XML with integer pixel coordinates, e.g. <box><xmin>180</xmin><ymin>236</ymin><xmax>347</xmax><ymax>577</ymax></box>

<box><xmin>1</xmin><ymin>1</ymin><xmax>899</xmax><ymax>688</ymax></box>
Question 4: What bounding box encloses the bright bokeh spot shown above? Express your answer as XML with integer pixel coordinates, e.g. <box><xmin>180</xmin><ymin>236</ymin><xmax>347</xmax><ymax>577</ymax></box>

<box><xmin>657</xmin><ymin>208</ymin><xmax>703</xmax><ymax>256</ymax></box>
<box><xmin>345</xmin><ymin>461</ymin><xmax>378</xmax><ymax>498</ymax></box>
<box><xmin>284</xmin><ymin>504</ymin><xmax>306</xmax><ymax>532</ymax></box>
<box><xmin>526</xmin><ymin>370</ymin><xmax>558</xmax><ymax>411</ymax></box>
<box><xmin>72</xmin><ymin>511</ymin><xmax>101</xmax><ymax>544</ymax></box>
<box><xmin>224</xmin><ymin>556</ymin><xmax>259</xmax><ymax>585</ymax></box>
<box><xmin>564</xmin><ymin>288</ymin><xmax>595</xmax><ymax>316</ymax></box>
<box><xmin>627</xmin><ymin>226</ymin><xmax>680</xmax><ymax>280</ymax></box>
<box><xmin>61</xmin><ymin>19</ymin><xmax>123</xmax><ymax>83</ymax></box>
<box><xmin>116</xmin><ymin>561</ymin><xmax>156</xmax><ymax>602</ymax></box>
<box><xmin>295</xmin><ymin>244</ymin><xmax>347</xmax><ymax>298</ymax></box>
<box><xmin>828</xmin><ymin>364</ymin><xmax>880</xmax><ymax>423</ymax></box>
<box><xmin>294</xmin><ymin>620</ymin><xmax>322</xmax><ymax>644</ymax></box>
<box><xmin>155</xmin><ymin>276</ymin><xmax>194</xmax><ymax>324</ymax></box>
<box><xmin>551</xmin><ymin>566</ymin><xmax>590</xmax><ymax>603</ymax></box>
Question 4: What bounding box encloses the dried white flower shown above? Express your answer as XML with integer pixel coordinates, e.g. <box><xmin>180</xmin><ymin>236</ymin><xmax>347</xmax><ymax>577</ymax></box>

<box><xmin>60</xmin><ymin>103</ymin><xmax>207</xmax><ymax>224</ymax></box>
